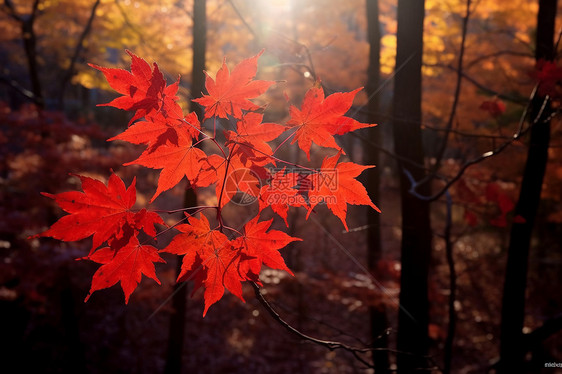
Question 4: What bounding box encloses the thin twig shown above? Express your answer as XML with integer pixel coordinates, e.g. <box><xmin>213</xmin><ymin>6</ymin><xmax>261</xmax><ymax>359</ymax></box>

<box><xmin>58</xmin><ymin>0</ymin><xmax>102</xmax><ymax>107</ymax></box>
<box><xmin>464</xmin><ymin>50</ymin><xmax>533</xmax><ymax>70</ymax></box>
<box><xmin>443</xmin><ymin>190</ymin><xmax>457</xmax><ymax>374</ymax></box>
<box><xmin>0</xmin><ymin>68</ymin><xmax>40</xmax><ymax>103</ymax></box>
<box><xmin>403</xmin><ymin>85</ymin><xmax>550</xmax><ymax>202</ymax></box>
<box><xmin>252</xmin><ymin>282</ymin><xmax>440</xmax><ymax>370</ymax></box>
<box><xmin>426</xmin><ymin>0</ymin><xmax>472</xmax><ymax>181</ymax></box>
<box><xmin>426</xmin><ymin>63</ymin><xmax>528</xmax><ymax>104</ymax></box>
<box><xmin>251</xmin><ymin>281</ymin><xmax>374</xmax><ymax>367</ymax></box>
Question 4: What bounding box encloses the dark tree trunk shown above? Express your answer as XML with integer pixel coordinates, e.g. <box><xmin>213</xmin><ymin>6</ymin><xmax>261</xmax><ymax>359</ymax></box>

<box><xmin>364</xmin><ymin>0</ymin><xmax>390</xmax><ymax>372</ymax></box>
<box><xmin>498</xmin><ymin>0</ymin><xmax>555</xmax><ymax>372</ymax></box>
<box><xmin>190</xmin><ymin>0</ymin><xmax>207</xmax><ymax>121</ymax></box>
<box><xmin>4</xmin><ymin>0</ymin><xmax>44</xmax><ymax>108</ymax></box>
<box><xmin>22</xmin><ymin>19</ymin><xmax>43</xmax><ymax>108</ymax></box>
<box><xmin>164</xmin><ymin>1</ymin><xmax>206</xmax><ymax>373</ymax></box>
<box><xmin>57</xmin><ymin>0</ymin><xmax>101</xmax><ymax>109</ymax></box>
<box><xmin>392</xmin><ymin>0</ymin><xmax>431</xmax><ymax>372</ymax></box>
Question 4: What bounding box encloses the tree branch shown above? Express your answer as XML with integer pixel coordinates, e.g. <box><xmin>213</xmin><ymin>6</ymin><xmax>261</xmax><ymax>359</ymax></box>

<box><xmin>58</xmin><ymin>0</ymin><xmax>102</xmax><ymax>108</ymax></box>
<box><xmin>251</xmin><ymin>282</ymin><xmax>439</xmax><ymax>371</ymax></box>
<box><xmin>524</xmin><ymin>313</ymin><xmax>562</xmax><ymax>349</ymax></box>
<box><xmin>428</xmin><ymin>0</ymin><xmax>472</xmax><ymax>181</ymax></box>
<box><xmin>1</xmin><ymin>0</ymin><xmax>21</xmax><ymax>21</ymax></box>
<box><xmin>251</xmin><ymin>282</ymin><xmax>373</xmax><ymax>354</ymax></box>
<box><xmin>0</xmin><ymin>68</ymin><xmax>41</xmax><ymax>104</ymax></box>
<box><xmin>402</xmin><ymin>84</ymin><xmax>555</xmax><ymax>202</ymax></box>
<box><xmin>425</xmin><ymin>62</ymin><xmax>528</xmax><ymax>104</ymax></box>
<box><xmin>465</xmin><ymin>50</ymin><xmax>533</xmax><ymax>70</ymax></box>
<box><xmin>443</xmin><ymin>190</ymin><xmax>457</xmax><ymax>374</ymax></box>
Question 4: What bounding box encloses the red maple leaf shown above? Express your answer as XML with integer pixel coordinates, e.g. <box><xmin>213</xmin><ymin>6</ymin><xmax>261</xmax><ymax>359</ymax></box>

<box><xmin>33</xmin><ymin>172</ymin><xmax>163</xmax><ymax>254</ymax></box>
<box><xmin>125</xmin><ymin>123</ymin><xmax>211</xmax><ymax>202</ymax></box>
<box><xmin>85</xmin><ymin>236</ymin><xmax>165</xmax><ymax>303</ymax></box>
<box><xmin>205</xmin><ymin>153</ymin><xmax>260</xmax><ymax>208</ymax></box>
<box><xmin>463</xmin><ymin>209</ymin><xmax>479</xmax><ymax>227</ymax></box>
<box><xmin>162</xmin><ymin>213</ymin><xmax>245</xmax><ymax>316</ymax></box>
<box><xmin>235</xmin><ymin>216</ymin><xmax>301</xmax><ymax>281</ymax></box>
<box><xmin>479</xmin><ymin>99</ymin><xmax>506</xmax><ymax>118</ymax></box>
<box><xmin>308</xmin><ymin>152</ymin><xmax>380</xmax><ymax>230</ymax></box>
<box><xmin>486</xmin><ymin>182</ymin><xmax>515</xmax><ymax>227</ymax></box>
<box><xmin>108</xmin><ymin>110</ymin><xmax>201</xmax><ymax>151</ymax></box>
<box><xmin>224</xmin><ymin>112</ymin><xmax>286</xmax><ymax>165</ymax></box>
<box><xmin>530</xmin><ymin>59</ymin><xmax>562</xmax><ymax>98</ymax></box>
<box><xmin>287</xmin><ymin>86</ymin><xmax>375</xmax><ymax>159</ymax></box>
<box><xmin>90</xmin><ymin>51</ymin><xmax>174</xmax><ymax>124</ymax></box>
<box><xmin>193</xmin><ymin>50</ymin><xmax>274</xmax><ymax>120</ymax></box>
<box><xmin>258</xmin><ymin>167</ymin><xmax>307</xmax><ymax>225</ymax></box>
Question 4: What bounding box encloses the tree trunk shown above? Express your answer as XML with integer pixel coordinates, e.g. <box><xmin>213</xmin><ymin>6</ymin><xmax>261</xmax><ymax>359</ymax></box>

<box><xmin>190</xmin><ymin>0</ymin><xmax>207</xmax><ymax>121</ymax></box>
<box><xmin>6</xmin><ymin>0</ymin><xmax>44</xmax><ymax>108</ymax></box>
<box><xmin>164</xmin><ymin>1</ymin><xmax>206</xmax><ymax>373</ymax></box>
<box><xmin>21</xmin><ymin>18</ymin><xmax>43</xmax><ymax>108</ymax></box>
<box><xmin>498</xmin><ymin>0</ymin><xmax>555</xmax><ymax>372</ymax></box>
<box><xmin>364</xmin><ymin>0</ymin><xmax>390</xmax><ymax>372</ymax></box>
<box><xmin>392</xmin><ymin>0</ymin><xmax>431</xmax><ymax>372</ymax></box>
<box><xmin>57</xmin><ymin>0</ymin><xmax>102</xmax><ymax>109</ymax></box>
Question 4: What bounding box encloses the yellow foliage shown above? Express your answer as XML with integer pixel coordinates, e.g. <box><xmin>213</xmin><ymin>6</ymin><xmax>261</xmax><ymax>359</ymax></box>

<box><xmin>380</xmin><ymin>34</ymin><xmax>396</xmax><ymax>75</ymax></box>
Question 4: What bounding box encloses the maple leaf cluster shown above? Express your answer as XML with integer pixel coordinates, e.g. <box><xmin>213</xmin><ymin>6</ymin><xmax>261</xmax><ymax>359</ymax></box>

<box><xmin>479</xmin><ymin>99</ymin><xmax>506</xmax><ymax>118</ymax></box>
<box><xmin>455</xmin><ymin>178</ymin><xmax>519</xmax><ymax>228</ymax></box>
<box><xmin>529</xmin><ymin>59</ymin><xmax>562</xmax><ymax>101</ymax></box>
<box><xmin>32</xmin><ymin>50</ymin><xmax>380</xmax><ymax>315</ymax></box>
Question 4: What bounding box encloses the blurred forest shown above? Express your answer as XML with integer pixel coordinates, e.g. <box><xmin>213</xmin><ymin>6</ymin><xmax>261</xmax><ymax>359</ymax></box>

<box><xmin>1</xmin><ymin>0</ymin><xmax>562</xmax><ymax>373</ymax></box>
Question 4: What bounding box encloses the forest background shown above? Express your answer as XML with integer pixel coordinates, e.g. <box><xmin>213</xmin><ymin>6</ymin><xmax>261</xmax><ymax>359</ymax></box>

<box><xmin>1</xmin><ymin>0</ymin><xmax>561</xmax><ymax>373</ymax></box>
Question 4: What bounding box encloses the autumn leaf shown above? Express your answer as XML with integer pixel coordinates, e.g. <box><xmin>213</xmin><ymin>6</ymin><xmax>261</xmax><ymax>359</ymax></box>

<box><xmin>33</xmin><ymin>172</ymin><xmax>163</xmax><ymax>254</ymax></box>
<box><xmin>205</xmin><ymin>153</ymin><xmax>259</xmax><ymax>208</ymax></box>
<box><xmin>513</xmin><ymin>215</ymin><xmax>527</xmax><ymax>224</ymax></box>
<box><xmin>308</xmin><ymin>152</ymin><xmax>380</xmax><ymax>231</ymax></box>
<box><xmin>287</xmin><ymin>86</ymin><xmax>375</xmax><ymax>159</ymax></box>
<box><xmin>90</xmin><ymin>51</ymin><xmax>170</xmax><ymax>124</ymax></box>
<box><xmin>463</xmin><ymin>209</ymin><xmax>479</xmax><ymax>227</ymax></box>
<box><xmin>85</xmin><ymin>236</ymin><xmax>165</xmax><ymax>303</ymax></box>
<box><xmin>193</xmin><ymin>50</ymin><xmax>274</xmax><ymax>120</ymax></box>
<box><xmin>235</xmin><ymin>215</ymin><xmax>301</xmax><ymax>280</ymax></box>
<box><xmin>486</xmin><ymin>182</ymin><xmax>515</xmax><ymax>227</ymax></box>
<box><xmin>258</xmin><ymin>167</ymin><xmax>307</xmax><ymax>225</ymax></box>
<box><xmin>109</xmin><ymin>110</ymin><xmax>201</xmax><ymax>151</ymax></box>
<box><xmin>199</xmin><ymin>238</ymin><xmax>244</xmax><ymax>316</ymax></box>
<box><xmin>479</xmin><ymin>99</ymin><xmax>506</xmax><ymax>118</ymax></box>
<box><xmin>125</xmin><ymin>124</ymin><xmax>210</xmax><ymax>202</ymax></box>
<box><xmin>529</xmin><ymin>59</ymin><xmax>562</xmax><ymax>98</ymax></box>
<box><xmin>224</xmin><ymin>112</ymin><xmax>286</xmax><ymax>165</ymax></box>
<box><xmin>161</xmin><ymin>214</ymin><xmax>244</xmax><ymax>316</ymax></box>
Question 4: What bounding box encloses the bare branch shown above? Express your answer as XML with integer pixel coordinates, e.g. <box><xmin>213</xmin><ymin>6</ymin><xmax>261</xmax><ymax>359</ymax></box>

<box><xmin>425</xmin><ymin>62</ymin><xmax>528</xmax><ymax>104</ymax></box>
<box><xmin>227</xmin><ymin>0</ymin><xmax>259</xmax><ymax>41</ymax></box>
<box><xmin>426</xmin><ymin>0</ymin><xmax>472</xmax><ymax>186</ymax></box>
<box><xmin>402</xmin><ymin>86</ymin><xmax>555</xmax><ymax>203</ymax></box>
<box><xmin>58</xmin><ymin>0</ymin><xmax>102</xmax><ymax>108</ymax></box>
<box><xmin>0</xmin><ymin>68</ymin><xmax>40</xmax><ymax>104</ymax></box>
<box><xmin>252</xmin><ymin>282</ymin><xmax>440</xmax><ymax>371</ymax></box>
<box><xmin>443</xmin><ymin>190</ymin><xmax>457</xmax><ymax>374</ymax></box>
<box><xmin>1</xmin><ymin>0</ymin><xmax>21</xmax><ymax>21</ymax></box>
<box><xmin>252</xmin><ymin>282</ymin><xmax>373</xmax><ymax>354</ymax></box>
<box><xmin>465</xmin><ymin>50</ymin><xmax>533</xmax><ymax>70</ymax></box>
<box><xmin>422</xmin><ymin>124</ymin><xmax>514</xmax><ymax>140</ymax></box>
